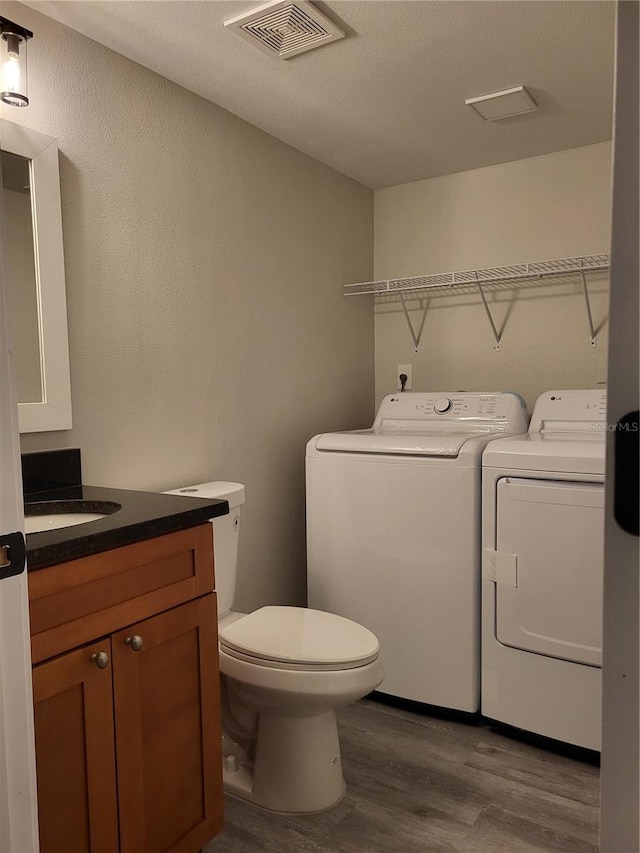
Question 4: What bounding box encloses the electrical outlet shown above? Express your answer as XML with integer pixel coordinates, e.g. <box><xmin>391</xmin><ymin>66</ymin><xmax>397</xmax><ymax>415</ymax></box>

<box><xmin>397</xmin><ymin>364</ymin><xmax>413</xmax><ymax>390</ymax></box>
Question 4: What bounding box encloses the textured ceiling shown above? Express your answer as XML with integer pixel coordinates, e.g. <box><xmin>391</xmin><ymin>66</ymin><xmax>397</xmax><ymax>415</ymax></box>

<box><xmin>24</xmin><ymin>0</ymin><xmax>616</xmax><ymax>189</ymax></box>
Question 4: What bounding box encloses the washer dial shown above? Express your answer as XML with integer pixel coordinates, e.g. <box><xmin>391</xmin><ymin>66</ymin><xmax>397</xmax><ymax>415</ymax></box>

<box><xmin>434</xmin><ymin>398</ymin><xmax>453</xmax><ymax>414</ymax></box>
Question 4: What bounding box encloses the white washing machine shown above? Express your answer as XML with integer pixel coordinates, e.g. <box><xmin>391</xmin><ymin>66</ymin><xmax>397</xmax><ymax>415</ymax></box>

<box><xmin>482</xmin><ymin>389</ymin><xmax>606</xmax><ymax>750</ymax></box>
<box><xmin>306</xmin><ymin>391</ymin><xmax>528</xmax><ymax>713</ymax></box>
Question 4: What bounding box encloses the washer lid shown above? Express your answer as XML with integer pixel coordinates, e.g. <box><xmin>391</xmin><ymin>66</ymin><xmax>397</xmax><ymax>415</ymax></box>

<box><xmin>312</xmin><ymin>431</ymin><xmax>481</xmax><ymax>457</ymax></box>
<box><xmin>219</xmin><ymin>606</ymin><xmax>380</xmax><ymax>668</ymax></box>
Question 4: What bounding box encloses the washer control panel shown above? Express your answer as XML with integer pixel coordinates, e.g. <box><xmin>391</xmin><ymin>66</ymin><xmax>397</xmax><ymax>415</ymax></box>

<box><xmin>375</xmin><ymin>392</ymin><xmax>526</xmax><ymax>425</ymax></box>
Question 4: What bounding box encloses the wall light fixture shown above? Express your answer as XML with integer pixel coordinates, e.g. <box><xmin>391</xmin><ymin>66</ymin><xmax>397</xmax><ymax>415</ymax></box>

<box><xmin>0</xmin><ymin>16</ymin><xmax>33</xmax><ymax>107</ymax></box>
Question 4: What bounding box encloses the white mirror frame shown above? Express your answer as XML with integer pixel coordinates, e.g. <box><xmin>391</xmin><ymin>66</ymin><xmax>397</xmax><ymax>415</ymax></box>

<box><xmin>1</xmin><ymin>119</ymin><xmax>72</xmax><ymax>432</ymax></box>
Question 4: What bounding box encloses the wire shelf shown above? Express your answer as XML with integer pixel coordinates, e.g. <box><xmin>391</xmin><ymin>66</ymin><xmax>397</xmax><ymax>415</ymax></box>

<box><xmin>343</xmin><ymin>253</ymin><xmax>610</xmax><ymax>297</ymax></box>
<box><xmin>343</xmin><ymin>253</ymin><xmax>609</xmax><ymax>352</ymax></box>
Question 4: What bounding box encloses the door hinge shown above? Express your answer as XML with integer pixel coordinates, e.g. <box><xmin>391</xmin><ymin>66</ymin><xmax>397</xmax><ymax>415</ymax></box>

<box><xmin>614</xmin><ymin>410</ymin><xmax>639</xmax><ymax>536</ymax></box>
<box><xmin>0</xmin><ymin>531</ymin><xmax>26</xmax><ymax>580</ymax></box>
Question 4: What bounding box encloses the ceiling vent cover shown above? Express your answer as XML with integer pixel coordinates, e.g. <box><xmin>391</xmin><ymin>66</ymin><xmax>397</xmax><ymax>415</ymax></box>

<box><xmin>224</xmin><ymin>0</ymin><xmax>345</xmax><ymax>60</ymax></box>
<box><xmin>465</xmin><ymin>86</ymin><xmax>537</xmax><ymax>121</ymax></box>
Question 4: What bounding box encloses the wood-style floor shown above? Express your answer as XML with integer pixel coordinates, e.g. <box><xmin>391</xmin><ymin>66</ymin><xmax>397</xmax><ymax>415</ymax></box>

<box><xmin>206</xmin><ymin>698</ymin><xmax>599</xmax><ymax>853</ymax></box>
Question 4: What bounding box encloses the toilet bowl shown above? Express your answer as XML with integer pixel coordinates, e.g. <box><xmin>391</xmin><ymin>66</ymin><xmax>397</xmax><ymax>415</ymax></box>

<box><xmin>163</xmin><ymin>482</ymin><xmax>383</xmax><ymax>813</ymax></box>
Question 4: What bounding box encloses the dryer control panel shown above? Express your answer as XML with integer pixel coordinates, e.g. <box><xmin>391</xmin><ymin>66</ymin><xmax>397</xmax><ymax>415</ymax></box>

<box><xmin>529</xmin><ymin>390</ymin><xmax>607</xmax><ymax>434</ymax></box>
<box><xmin>375</xmin><ymin>392</ymin><xmax>526</xmax><ymax>427</ymax></box>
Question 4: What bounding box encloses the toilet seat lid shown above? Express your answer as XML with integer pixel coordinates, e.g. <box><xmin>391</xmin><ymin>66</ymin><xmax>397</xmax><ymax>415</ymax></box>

<box><xmin>219</xmin><ymin>606</ymin><xmax>380</xmax><ymax>669</ymax></box>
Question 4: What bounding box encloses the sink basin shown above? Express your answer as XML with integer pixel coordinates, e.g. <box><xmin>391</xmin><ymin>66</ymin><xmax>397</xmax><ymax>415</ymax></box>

<box><xmin>25</xmin><ymin>513</ymin><xmax>108</xmax><ymax>534</ymax></box>
<box><xmin>25</xmin><ymin>500</ymin><xmax>122</xmax><ymax>534</ymax></box>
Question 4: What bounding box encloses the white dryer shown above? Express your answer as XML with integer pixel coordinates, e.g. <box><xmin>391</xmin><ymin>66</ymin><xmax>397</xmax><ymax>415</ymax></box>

<box><xmin>306</xmin><ymin>391</ymin><xmax>528</xmax><ymax>713</ymax></box>
<box><xmin>482</xmin><ymin>389</ymin><xmax>606</xmax><ymax>750</ymax></box>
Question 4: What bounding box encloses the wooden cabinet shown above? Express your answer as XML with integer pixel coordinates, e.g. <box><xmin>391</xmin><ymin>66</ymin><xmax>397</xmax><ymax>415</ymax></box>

<box><xmin>29</xmin><ymin>525</ymin><xmax>223</xmax><ymax>853</ymax></box>
<box><xmin>113</xmin><ymin>596</ymin><xmax>222</xmax><ymax>853</ymax></box>
<box><xmin>32</xmin><ymin>639</ymin><xmax>119</xmax><ymax>853</ymax></box>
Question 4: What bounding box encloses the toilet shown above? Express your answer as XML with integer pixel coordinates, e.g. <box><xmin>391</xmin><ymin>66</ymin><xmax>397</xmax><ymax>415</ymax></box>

<box><xmin>163</xmin><ymin>481</ymin><xmax>383</xmax><ymax>814</ymax></box>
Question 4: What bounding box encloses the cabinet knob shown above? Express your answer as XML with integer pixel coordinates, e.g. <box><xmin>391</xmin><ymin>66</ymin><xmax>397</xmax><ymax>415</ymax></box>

<box><xmin>125</xmin><ymin>634</ymin><xmax>143</xmax><ymax>652</ymax></box>
<box><xmin>90</xmin><ymin>651</ymin><xmax>109</xmax><ymax>669</ymax></box>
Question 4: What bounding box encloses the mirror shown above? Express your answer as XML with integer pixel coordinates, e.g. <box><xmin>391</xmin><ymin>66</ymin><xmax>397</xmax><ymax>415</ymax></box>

<box><xmin>0</xmin><ymin>119</ymin><xmax>72</xmax><ymax>432</ymax></box>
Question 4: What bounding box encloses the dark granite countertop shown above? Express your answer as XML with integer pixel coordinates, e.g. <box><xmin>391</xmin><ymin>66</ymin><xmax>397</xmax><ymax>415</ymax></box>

<box><xmin>25</xmin><ymin>484</ymin><xmax>228</xmax><ymax>572</ymax></box>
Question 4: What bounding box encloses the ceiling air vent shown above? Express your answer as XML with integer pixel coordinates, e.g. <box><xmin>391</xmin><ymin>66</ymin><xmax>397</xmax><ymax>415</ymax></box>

<box><xmin>465</xmin><ymin>86</ymin><xmax>537</xmax><ymax>121</ymax></box>
<box><xmin>224</xmin><ymin>0</ymin><xmax>345</xmax><ymax>60</ymax></box>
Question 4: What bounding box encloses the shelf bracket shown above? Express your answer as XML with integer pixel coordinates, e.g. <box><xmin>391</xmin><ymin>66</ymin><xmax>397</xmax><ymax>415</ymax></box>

<box><xmin>399</xmin><ymin>294</ymin><xmax>429</xmax><ymax>353</ymax></box>
<box><xmin>581</xmin><ymin>272</ymin><xmax>597</xmax><ymax>347</ymax></box>
<box><xmin>477</xmin><ymin>284</ymin><xmax>502</xmax><ymax>351</ymax></box>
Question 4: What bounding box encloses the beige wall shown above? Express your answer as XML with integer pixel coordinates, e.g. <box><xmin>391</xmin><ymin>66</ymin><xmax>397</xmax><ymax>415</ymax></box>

<box><xmin>374</xmin><ymin>143</ymin><xmax>612</xmax><ymax>412</ymax></box>
<box><xmin>2</xmin><ymin>2</ymin><xmax>374</xmax><ymax>611</ymax></box>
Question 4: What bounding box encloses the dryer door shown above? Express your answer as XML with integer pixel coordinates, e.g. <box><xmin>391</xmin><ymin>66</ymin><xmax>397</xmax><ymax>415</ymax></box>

<box><xmin>494</xmin><ymin>477</ymin><xmax>604</xmax><ymax>666</ymax></box>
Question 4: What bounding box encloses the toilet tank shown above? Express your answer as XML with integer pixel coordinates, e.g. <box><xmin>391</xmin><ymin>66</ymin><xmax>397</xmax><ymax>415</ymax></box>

<box><xmin>162</xmin><ymin>481</ymin><xmax>245</xmax><ymax>617</ymax></box>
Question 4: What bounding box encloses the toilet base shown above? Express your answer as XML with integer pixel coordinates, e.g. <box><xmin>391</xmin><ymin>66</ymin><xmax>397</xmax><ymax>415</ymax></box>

<box><xmin>222</xmin><ymin>709</ymin><xmax>347</xmax><ymax>813</ymax></box>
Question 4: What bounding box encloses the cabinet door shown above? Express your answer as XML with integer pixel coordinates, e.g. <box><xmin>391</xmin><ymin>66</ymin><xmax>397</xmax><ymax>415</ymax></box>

<box><xmin>112</xmin><ymin>594</ymin><xmax>223</xmax><ymax>853</ymax></box>
<box><xmin>32</xmin><ymin>640</ymin><xmax>119</xmax><ymax>853</ymax></box>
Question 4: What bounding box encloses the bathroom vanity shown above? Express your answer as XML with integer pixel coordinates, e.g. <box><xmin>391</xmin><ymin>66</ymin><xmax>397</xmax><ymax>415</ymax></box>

<box><xmin>24</xmin><ymin>462</ymin><xmax>228</xmax><ymax>853</ymax></box>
